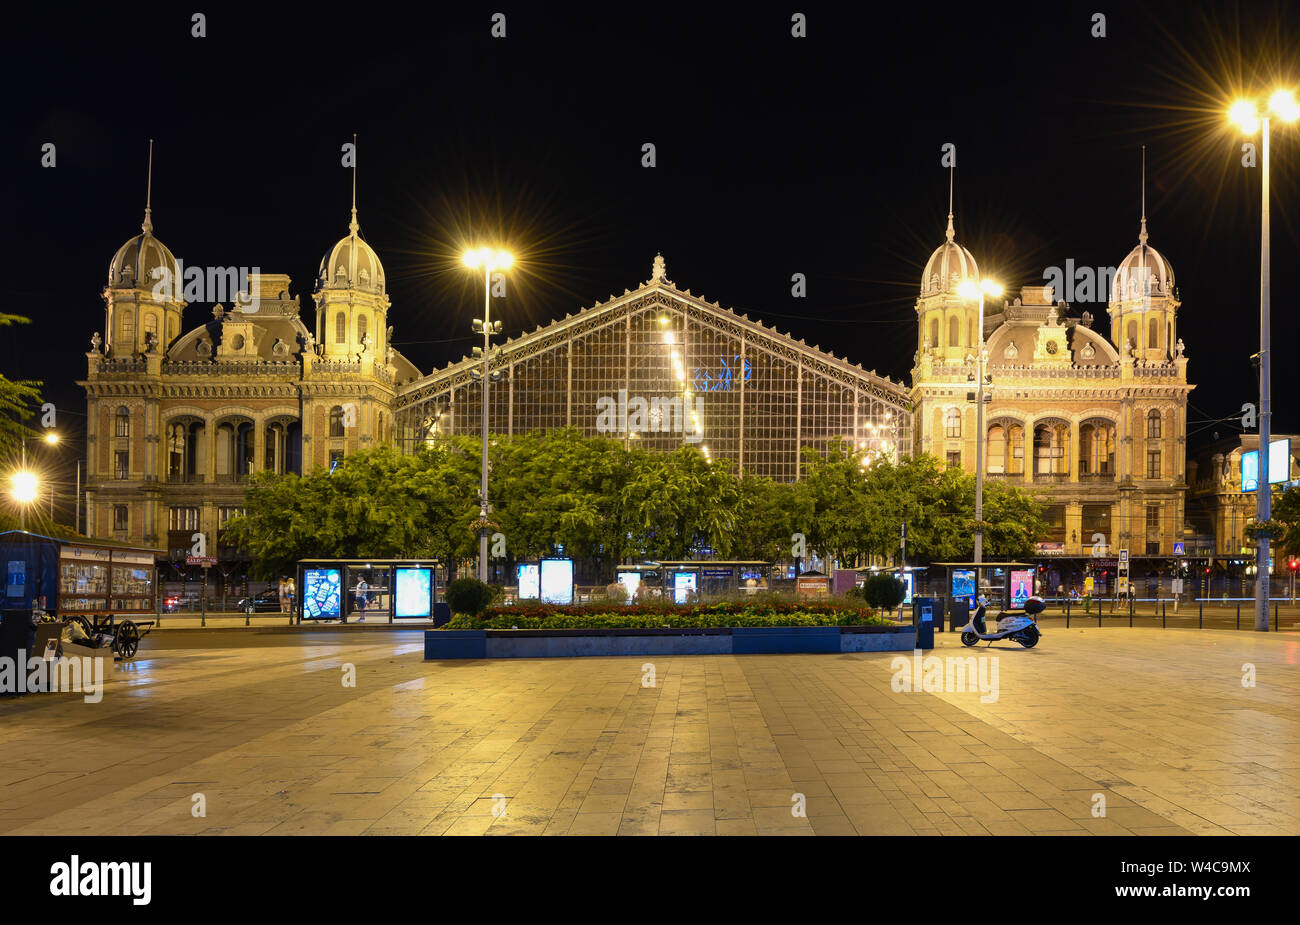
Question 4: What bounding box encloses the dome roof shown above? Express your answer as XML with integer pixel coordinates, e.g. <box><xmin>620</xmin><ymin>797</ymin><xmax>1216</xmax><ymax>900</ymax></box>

<box><xmin>921</xmin><ymin>219</ymin><xmax>979</xmax><ymax>296</ymax></box>
<box><xmin>107</xmin><ymin>220</ymin><xmax>180</xmax><ymax>292</ymax></box>
<box><xmin>1112</xmin><ymin>225</ymin><xmax>1175</xmax><ymax>302</ymax></box>
<box><xmin>318</xmin><ymin>213</ymin><xmax>385</xmax><ymax>294</ymax></box>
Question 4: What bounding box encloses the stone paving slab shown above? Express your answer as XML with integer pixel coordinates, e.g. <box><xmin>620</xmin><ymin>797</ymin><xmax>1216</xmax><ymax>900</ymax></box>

<box><xmin>0</xmin><ymin>628</ymin><xmax>1296</xmax><ymax>835</ymax></box>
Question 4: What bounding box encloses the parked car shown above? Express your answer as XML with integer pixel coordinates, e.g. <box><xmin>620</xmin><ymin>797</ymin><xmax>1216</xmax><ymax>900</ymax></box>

<box><xmin>236</xmin><ymin>589</ymin><xmax>282</xmax><ymax>614</ymax></box>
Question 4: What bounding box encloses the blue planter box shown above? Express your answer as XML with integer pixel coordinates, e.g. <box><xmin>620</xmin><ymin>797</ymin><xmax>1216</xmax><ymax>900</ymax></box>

<box><xmin>731</xmin><ymin>626</ymin><xmax>841</xmax><ymax>654</ymax></box>
<box><xmin>424</xmin><ymin>630</ymin><xmax>486</xmax><ymax>660</ymax></box>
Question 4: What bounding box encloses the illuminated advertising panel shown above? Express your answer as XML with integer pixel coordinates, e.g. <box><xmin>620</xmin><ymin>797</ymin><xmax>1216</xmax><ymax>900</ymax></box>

<box><xmin>517</xmin><ymin>563</ymin><xmax>540</xmax><ymax>600</ymax></box>
<box><xmin>951</xmin><ymin>569</ymin><xmax>976</xmax><ymax>603</ymax></box>
<box><xmin>1009</xmin><ymin>569</ymin><xmax>1033</xmax><ymax>607</ymax></box>
<box><xmin>616</xmin><ymin>571</ymin><xmax>641</xmax><ymax>600</ymax></box>
<box><xmin>1242</xmin><ymin>439</ymin><xmax>1291</xmax><ymax>491</ymax></box>
<box><xmin>394</xmin><ymin>567</ymin><xmax>432</xmax><ymax>618</ymax></box>
<box><xmin>303</xmin><ymin>568</ymin><xmax>341</xmax><ymax>620</ymax></box>
<box><xmin>673</xmin><ymin>571</ymin><xmax>697</xmax><ymax>604</ymax></box>
<box><xmin>901</xmin><ymin>571</ymin><xmax>914</xmax><ymax>605</ymax></box>
<box><xmin>539</xmin><ymin>559</ymin><xmax>574</xmax><ymax>604</ymax></box>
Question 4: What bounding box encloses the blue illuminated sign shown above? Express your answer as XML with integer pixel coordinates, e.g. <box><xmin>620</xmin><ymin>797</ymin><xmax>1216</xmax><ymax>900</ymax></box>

<box><xmin>692</xmin><ymin>356</ymin><xmax>752</xmax><ymax>392</ymax></box>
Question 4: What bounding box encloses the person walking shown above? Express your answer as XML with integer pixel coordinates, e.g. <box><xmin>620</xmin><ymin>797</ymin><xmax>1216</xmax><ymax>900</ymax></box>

<box><xmin>354</xmin><ymin>577</ymin><xmax>369</xmax><ymax>623</ymax></box>
<box><xmin>278</xmin><ymin>576</ymin><xmax>288</xmax><ymax>614</ymax></box>
<box><xmin>285</xmin><ymin>576</ymin><xmax>296</xmax><ymax>619</ymax></box>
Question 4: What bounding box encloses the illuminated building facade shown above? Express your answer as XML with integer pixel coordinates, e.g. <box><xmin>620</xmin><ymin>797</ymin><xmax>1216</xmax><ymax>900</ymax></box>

<box><xmin>910</xmin><ymin>205</ymin><xmax>1194</xmax><ymax>561</ymax></box>
<box><xmin>394</xmin><ymin>256</ymin><xmax>912</xmax><ymax>481</ymax></box>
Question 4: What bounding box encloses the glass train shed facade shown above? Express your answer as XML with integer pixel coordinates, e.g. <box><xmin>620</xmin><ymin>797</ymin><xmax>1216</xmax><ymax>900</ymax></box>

<box><xmin>394</xmin><ymin>258</ymin><xmax>911</xmax><ymax>480</ymax></box>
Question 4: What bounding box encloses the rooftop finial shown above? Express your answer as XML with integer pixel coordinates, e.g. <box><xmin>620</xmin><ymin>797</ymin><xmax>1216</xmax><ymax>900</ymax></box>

<box><xmin>349</xmin><ymin>133</ymin><xmax>359</xmax><ymax>235</ymax></box>
<box><xmin>142</xmin><ymin>139</ymin><xmax>154</xmax><ymax>234</ymax></box>
<box><xmin>651</xmin><ymin>253</ymin><xmax>667</xmax><ymax>283</ymax></box>
<box><xmin>1139</xmin><ymin>145</ymin><xmax>1148</xmax><ymax>246</ymax></box>
<box><xmin>945</xmin><ymin>161</ymin><xmax>955</xmax><ymax>243</ymax></box>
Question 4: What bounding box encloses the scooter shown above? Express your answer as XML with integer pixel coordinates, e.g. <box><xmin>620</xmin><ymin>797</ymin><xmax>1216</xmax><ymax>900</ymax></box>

<box><xmin>960</xmin><ymin>595</ymin><xmax>1044</xmax><ymax>648</ymax></box>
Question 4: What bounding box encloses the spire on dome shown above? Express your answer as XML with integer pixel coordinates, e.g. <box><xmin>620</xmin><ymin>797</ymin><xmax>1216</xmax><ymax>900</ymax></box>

<box><xmin>945</xmin><ymin>161</ymin><xmax>955</xmax><ymax>243</ymax></box>
<box><xmin>1138</xmin><ymin>144</ymin><xmax>1148</xmax><ymax>245</ymax></box>
<box><xmin>142</xmin><ymin>139</ymin><xmax>154</xmax><ymax>234</ymax></box>
<box><xmin>349</xmin><ymin>132</ymin><xmax>359</xmax><ymax>235</ymax></box>
<box><xmin>650</xmin><ymin>253</ymin><xmax>667</xmax><ymax>283</ymax></box>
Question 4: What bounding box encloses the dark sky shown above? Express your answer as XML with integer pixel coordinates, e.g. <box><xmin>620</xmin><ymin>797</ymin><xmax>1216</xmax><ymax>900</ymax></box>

<box><xmin>5</xmin><ymin>0</ymin><xmax>1298</xmax><ymax>454</ymax></box>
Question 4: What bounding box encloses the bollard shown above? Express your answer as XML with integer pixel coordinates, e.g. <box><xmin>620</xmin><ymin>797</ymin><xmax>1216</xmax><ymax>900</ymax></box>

<box><xmin>201</xmin><ymin>597</ymin><xmax>206</xmax><ymax>628</ymax></box>
<box><xmin>1129</xmin><ymin>602</ymin><xmax>1133</xmax><ymax>628</ymax></box>
<box><xmin>245</xmin><ymin>604</ymin><xmax>250</xmax><ymax>627</ymax></box>
<box><xmin>1275</xmin><ymin>602</ymin><xmax>1279</xmax><ymax>631</ymax></box>
<box><xmin>1199</xmin><ymin>598</ymin><xmax>1203</xmax><ymax>624</ymax></box>
<box><xmin>1162</xmin><ymin>600</ymin><xmax>1166</xmax><ymax>628</ymax></box>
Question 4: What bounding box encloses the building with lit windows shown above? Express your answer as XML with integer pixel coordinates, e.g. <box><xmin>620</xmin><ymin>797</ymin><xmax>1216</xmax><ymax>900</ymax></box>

<box><xmin>910</xmin><ymin>202</ymin><xmax>1194</xmax><ymax>579</ymax></box>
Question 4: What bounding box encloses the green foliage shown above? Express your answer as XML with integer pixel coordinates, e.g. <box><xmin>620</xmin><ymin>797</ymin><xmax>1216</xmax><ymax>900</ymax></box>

<box><xmin>445</xmin><ymin>577</ymin><xmax>494</xmax><ymax>616</ymax></box>
<box><xmin>224</xmin><ymin>433</ymin><xmax>1048</xmax><ymax>579</ymax></box>
<box><xmin>861</xmin><ymin>573</ymin><xmax>906</xmax><ymax>610</ymax></box>
<box><xmin>1275</xmin><ymin>490</ymin><xmax>1300</xmax><ymax>558</ymax></box>
<box><xmin>444</xmin><ymin>599</ymin><xmax>895</xmax><ymax>629</ymax></box>
<box><xmin>0</xmin><ymin>313</ymin><xmax>45</xmax><ymax>459</ymax></box>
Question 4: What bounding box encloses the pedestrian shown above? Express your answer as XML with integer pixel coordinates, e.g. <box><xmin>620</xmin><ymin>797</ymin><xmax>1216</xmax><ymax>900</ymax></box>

<box><xmin>278</xmin><ymin>576</ymin><xmax>288</xmax><ymax>614</ymax></box>
<box><xmin>354</xmin><ymin>577</ymin><xmax>369</xmax><ymax>623</ymax></box>
<box><xmin>286</xmin><ymin>576</ymin><xmax>296</xmax><ymax>617</ymax></box>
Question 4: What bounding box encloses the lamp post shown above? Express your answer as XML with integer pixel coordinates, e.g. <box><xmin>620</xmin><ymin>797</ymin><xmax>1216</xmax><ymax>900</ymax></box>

<box><xmin>1230</xmin><ymin>89</ymin><xmax>1299</xmax><ymax>631</ymax></box>
<box><xmin>957</xmin><ymin>277</ymin><xmax>1004</xmax><ymax>576</ymax></box>
<box><xmin>462</xmin><ymin>248</ymin><xmax>513</xmax><ymax>584</ymax></box>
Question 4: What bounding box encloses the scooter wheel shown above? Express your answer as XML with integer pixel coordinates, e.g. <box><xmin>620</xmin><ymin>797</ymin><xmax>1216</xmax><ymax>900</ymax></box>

<box><xmin>1017</xmin><ymin>628</ymin><xmax>1039</xmax><ymax>648</ymax></box>
<box><xmin>960</xmin><ymin>632</ymin><xmax>979</xmax><ymax>647</ymax></box>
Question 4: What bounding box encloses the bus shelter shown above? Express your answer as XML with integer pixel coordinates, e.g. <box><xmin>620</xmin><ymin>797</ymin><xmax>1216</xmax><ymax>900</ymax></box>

<box><xmin>296</xmin><ymin>558</ymin><xmax>447</xmax><ymax>624</ymax></box>
<box><xmin>931</xmin><ymin>561</ymin><xmax>1037</xmax><ymax>610</ymax></box>
<box><xmin>618</xmin><ymin>561</ymin><xmax>772</xmax><ymax>603</ymax></box>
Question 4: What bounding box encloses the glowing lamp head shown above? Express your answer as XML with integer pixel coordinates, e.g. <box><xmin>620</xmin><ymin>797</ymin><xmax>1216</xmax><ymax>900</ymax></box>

<box><xmin>43</xmin><ymin>432</ymin><xmax>59</xmax><ymax>444</ymax></box>
<box><xmin>462</xmin><ymin>247</ymin><xmax>511</xmax><ymax>270</ymax></box>
<box><xmin>11</xmin><ymin>471</ymin><xmax>38</xmax><ymax>504</ymax></box>
<box><xmin>1269</xmin><ymin>89</ymin><xmax>1300</xmax><ymax>123</ymax></box>
<box><xmin>1229</xmin><ymin>100</ymin><xmax>1261</xmax><ymax>134</ymax></box>
<box><xmin>981</xmin><ymin>279</ymin><xmax>1003</xmax><ymax>297</ymax></box>
<box><xmin>957</xmin><ymin>280</ymin><xmax>979</xmax><ymax>300</ymax></box>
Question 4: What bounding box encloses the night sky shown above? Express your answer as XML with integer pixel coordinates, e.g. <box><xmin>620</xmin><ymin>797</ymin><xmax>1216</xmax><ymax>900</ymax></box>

<box><xmin>5</xmin><ymin>0</ymin><xmax>1298</xmax><ymax>455</ymax></box>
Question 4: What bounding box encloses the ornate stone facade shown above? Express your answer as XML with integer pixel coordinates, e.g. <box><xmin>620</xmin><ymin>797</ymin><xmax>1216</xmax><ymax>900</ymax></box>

<box><xmin>910</xmin><ymin>212</ymin><xmax>1194</xmax><ymax>559</ymax></box>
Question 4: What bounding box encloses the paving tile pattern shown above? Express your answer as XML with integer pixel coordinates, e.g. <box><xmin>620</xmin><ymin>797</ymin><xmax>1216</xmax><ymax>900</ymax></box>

<box><xmin>0</xmin><ymin>628</ymin><xmax>1295</xmax><ymax>835</ymax></box>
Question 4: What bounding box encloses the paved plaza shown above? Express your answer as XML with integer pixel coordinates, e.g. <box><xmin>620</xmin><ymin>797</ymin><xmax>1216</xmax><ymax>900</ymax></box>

<box><xmin>0</xmin><ymin>627</ymin><xmax>1296</xmax><ymax>836</ymax></box>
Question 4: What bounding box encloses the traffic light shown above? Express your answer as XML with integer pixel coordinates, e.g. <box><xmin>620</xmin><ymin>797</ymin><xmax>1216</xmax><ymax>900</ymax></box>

<box><xmin>1290</xmin><ymin>557</ymin><xmax>1298</xmax><ymax>572</ymax></box>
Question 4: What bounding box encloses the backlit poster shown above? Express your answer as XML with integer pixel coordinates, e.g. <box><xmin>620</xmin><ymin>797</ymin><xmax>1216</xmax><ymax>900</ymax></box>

<box><xmin>1009</xmin><ymin>569</ymin><xmax>1033</xmax><ymax>607</ymax></box>
<box><xmin>901</xmin><ymin>571</ymin><xmax>914</xmax><ymax>605</ymax></box>
<box><xmin>540</xmin><ymin>559</ymin><xmax>573</xmax><ymax>604</ymax></box>
<box><xmin>616</xmin><ymin>571</ymin><xmax>640</xmax><ymax>601</ymax></box>
<box><xmin>303</xmin><ymin>568</ymin><xmax>341</xmax><ymax>620</ymax></box>
<box><xmin>517</xmin><ymin>563</ymin><xmax>540</xmax><ymax>600</ymax></box>
<box><xmin>673</xmin><ymin>571</ymin><xmax>697</xmax><ymax>604</ymax></box>
<box><xmin>394</xmin><ymin>567</ymin><xmax>433</xmax><ymax>618</ymax></box>
<box><xmin>951</xmin><ymin>569</ymin><xmax>976</xmax><ymax>604</ymax></box>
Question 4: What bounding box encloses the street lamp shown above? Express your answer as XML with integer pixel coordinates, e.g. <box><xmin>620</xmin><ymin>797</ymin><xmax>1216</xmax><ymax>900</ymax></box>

<box><xmin>10</xmin><ymin>469</ymin><xmax>37</xmax><ymax>530</ymax></box>
<box><xmin>462</xmin><ymin>247</ymin><xmax>513</xmax><ymax>583</ymax></box>
<box><xmin>1229</xmin><ymin>88</ymin><xmax>1298</xmax><ymax>632</ymax></box>
<box><xmin>957</xmin><ymin>277</ymin><xmax>1004</xmax><ymax>573</ymax></box>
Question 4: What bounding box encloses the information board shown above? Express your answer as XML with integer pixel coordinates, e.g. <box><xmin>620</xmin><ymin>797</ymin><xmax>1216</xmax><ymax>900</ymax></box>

<box><xmin>303</xmin><ymin>568</ymin><xmax>342</xmax><ymax>620</ymax></box>
<box><xmin>394</xmin><ymin>567</ymin><xmax>433</xmax><ymax>618</ymax></box>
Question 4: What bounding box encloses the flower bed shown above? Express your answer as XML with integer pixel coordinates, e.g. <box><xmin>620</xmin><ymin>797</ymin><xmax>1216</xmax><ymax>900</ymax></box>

<box><xmin>444</xmin><ymin>600</ymin><xmax>895</xmax><ymax>630</ymax></box>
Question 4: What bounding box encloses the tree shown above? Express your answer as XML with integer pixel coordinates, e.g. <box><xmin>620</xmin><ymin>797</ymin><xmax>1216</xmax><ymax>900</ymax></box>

<box><xmin>622</xmin><ymin>446</ymin><xmax>742</xmax><ymax>559</ymax></box>
<box><xmin>731</xmin><ymin>474</ymin><xmax>811</xmax><ymax>562</ymax></box>
<box><xmin>862</xmin><ymin>573</ymin><xmax>906</xmax><ymax>610</ymax></box>
<box><xmin>1274</xmin><ymin>488</ymin><xmax>1300</xmax><ymax>558</ymax></box>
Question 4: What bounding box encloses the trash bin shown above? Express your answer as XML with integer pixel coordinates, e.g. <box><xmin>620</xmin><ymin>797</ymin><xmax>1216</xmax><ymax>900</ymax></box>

<box><xmin>948</xmin><ymin>597</ymin><xmax>971</xmax><ymax>633</ymax></box>
<box><xmin>0</xmin><ymin>609</ymin><xmax>33</xmax><ymax>698</ymax></box>
<box><xmin>432</xmin><ymin>602</ymin><xmax>451</xmax><ymax>628</ymax></box>
<box><xmin>912</xmin><ymin>597</ymin><xmax>936</xmax><ymax>650</ymax></box>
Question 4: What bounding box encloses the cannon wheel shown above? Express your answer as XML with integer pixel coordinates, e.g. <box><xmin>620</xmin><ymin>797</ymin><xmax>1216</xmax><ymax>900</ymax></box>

<box><xmin>117</xmin><ymin>620</ymin><xmax>140</xmax><ymax>659</ymax></box>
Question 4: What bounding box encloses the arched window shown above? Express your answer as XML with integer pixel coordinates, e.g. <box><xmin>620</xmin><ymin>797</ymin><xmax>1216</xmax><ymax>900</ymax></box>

<box><xmin>120</xmin><ymin>312</ymin><xmax>134</xmax><ymax>346</ymax></box>
<box><xmin>1007</xmin><ymin>424</ymin><xmax>1025</xmax><ymax>474</ymax></box>
<box><xmin>944</xmin><ymin>408</ymin><xmax>962</xmax><ymax>438</ymax></box>
<box><xmin>1126</xmin><ymin>319</ymin><xmax>1138</xmax><ymax>349</ymax></box>
<box><xmin>358</xmin><ymin>314</ymin><xmax>368</xmax><ymax>344</ymax></box>
<box><xmin>144</xmin><ymin>313</ymin><xmax>158</xmax><ymax>338</ymax></box>
<box><xmin>1147</xmin><ymin>409</ymin><xmax>1162</xmax><ymax>439</ymax></box>
<box><xmin>1148</xmin><ymin>316</ymin><xmax>1159</xmax><ymax>351</ymax></box>
<box><xmin>948</xmin><ymin>316</ymin><xmax>960</xmax><ymax>348</ymax></box>
<box><xmin>329</xmin><ymin>405</ymin><xmax>345</xmax><ymax>437</ymax></box>
<box><xmin>336</xmin><ymin>312</ymin><xmax>346</xmax><ymax>344</ymax></box>
<box><xmin>987</xmin><ymin>424</ymin><xmax>1006</xmax><ymax>473</ymax></box>
<box><xmin>928</xmin><ymin>318</ymin><xmax>939</xmax><ymax>348</ymax></box>
<box><xmin>115</xmin><ymin>406</ymin><xmax>130</xmax><ymax>437</ymax></box>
